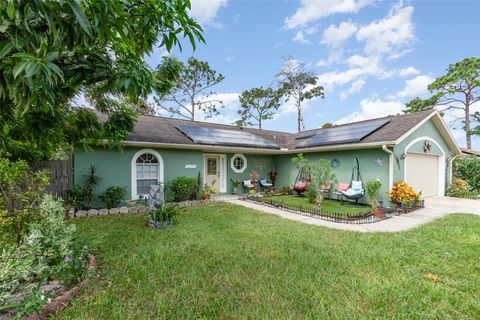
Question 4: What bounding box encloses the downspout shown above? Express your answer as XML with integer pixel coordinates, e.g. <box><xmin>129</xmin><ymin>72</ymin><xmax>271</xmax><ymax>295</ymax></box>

<box><xmin>382</xmin><ymin>145</ymin><xmax>394</xmax><ymax>190</ymax></box>
<box><xmin>448</xmin><ymin>154</ymin><xmax>460</xmax><ymax>184</ymax></box>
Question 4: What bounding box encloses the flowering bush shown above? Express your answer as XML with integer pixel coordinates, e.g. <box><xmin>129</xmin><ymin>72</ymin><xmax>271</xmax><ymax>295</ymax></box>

<box><xmin>250</xmin><ymin>169</ymin><xmax>258</xmax><ymax>182</ymax></box>
<box><xmin>446</xmin><ymin>178</ymin><xmax>479</xmax><ymax>199</ymax></box>
<box><xmin>387</xmin><ymin>181</ymin><xmax>419</xmax><ymax>206</ymax></box>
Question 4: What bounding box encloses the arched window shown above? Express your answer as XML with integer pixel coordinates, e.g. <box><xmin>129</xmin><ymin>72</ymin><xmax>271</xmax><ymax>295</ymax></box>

<box><xmin>131</xmin><ymin>149</ymin><xmax>164</xmax><ymax>198</ymax></box>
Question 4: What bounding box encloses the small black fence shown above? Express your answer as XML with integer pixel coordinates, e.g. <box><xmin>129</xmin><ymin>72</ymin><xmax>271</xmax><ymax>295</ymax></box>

<box><xmin>244</xmin><ymin>196</ymin><xmax>387</xmax><ymax>224</ymax></box>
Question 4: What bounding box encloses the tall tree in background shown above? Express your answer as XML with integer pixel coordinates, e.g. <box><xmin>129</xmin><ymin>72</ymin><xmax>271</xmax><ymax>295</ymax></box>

<box><xmin>236</xmin><ymin>87</ymin><xmax>282</xmax><ymax>129</ymax></box>
<box><xmin>276</xmin><ymin>57</ymin><xmax>324</xmax><ymax>132</ymax></box>
<box><xmin>0</xmin><ymin>0</ymin><xmax>203</xmax><ymax>161</ymax></box>
<box><xmin>155</xmin><ymin>57</ymin><xmax>225</xmax><ymax>120</ymax></box>
<box><xmin>405</xmin><ymin>57</ymin><xmax>480</xmax><ymax>149</ymax></box>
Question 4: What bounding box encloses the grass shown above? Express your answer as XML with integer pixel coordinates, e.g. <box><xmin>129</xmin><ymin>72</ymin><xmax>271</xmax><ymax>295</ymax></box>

<box><xmin>55</xmin><ymin>203</ymin><xmax>480</xmax><ymax>319</ymax></box>
<box><xmin>259</xmin><ymin>194</ymin><xmax>371</xmax><ymax>214</ymax></box>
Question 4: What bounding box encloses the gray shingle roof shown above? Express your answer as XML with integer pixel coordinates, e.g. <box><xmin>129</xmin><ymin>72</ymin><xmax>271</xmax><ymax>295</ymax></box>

<box><xmin>121</xmin><ymin>109</ymin><xmax>435</xmax><ymax>150</ymax></box>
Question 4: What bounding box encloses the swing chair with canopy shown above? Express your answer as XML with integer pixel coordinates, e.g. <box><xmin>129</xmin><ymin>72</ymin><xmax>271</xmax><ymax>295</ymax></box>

<box><xmin>341</xmin><ymin>157</ymin><xmax>365</xmax><ymax>203</ymax></box>
<box><xmin>293</xmin><ymin>170</ymin><xmax>311</xmax><ymax>194</ymax></box>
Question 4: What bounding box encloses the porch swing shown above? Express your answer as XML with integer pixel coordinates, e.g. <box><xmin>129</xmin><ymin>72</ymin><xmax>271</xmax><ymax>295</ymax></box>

<box><xmin>293</xmin><ymin>170</ymin><xmax>311</xmax><ymax>194</ymax></box>
<box><xmin>341</xmin><ymin>157</ymin><xmax>365</xmax><ymax>204</ymax></box>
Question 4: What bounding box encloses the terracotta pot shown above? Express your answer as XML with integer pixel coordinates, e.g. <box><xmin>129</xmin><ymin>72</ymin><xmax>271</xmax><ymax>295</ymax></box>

<box><xmin>373</xmin><ymin>207</ymin><xmax>385</xmax><ymax>218</ymax></box>
<box><xmin>203</xmin><ymin>194</ymin><xmax>209</xmax><ymax>200</ymax></box>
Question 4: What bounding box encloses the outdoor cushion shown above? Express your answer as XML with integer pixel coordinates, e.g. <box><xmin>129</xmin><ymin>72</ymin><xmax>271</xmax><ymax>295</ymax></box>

<box><xmin>351</xmin><ymin>180</ymin><xmax>363</xmax><ymax>191</ymax></box>
<box><xmin>338</xmin><ymin>183</ymin><xmax>350</xmax><ymax>192</ymax></box>
<box><xmin>243</xmin><ymin>180</ymin><xmax>255</xmax><ymax>188</ymax></box>
<box><xmin>259</xmin><ymin>179</ymin><xmax>273</xmax><ymax>187</ymax></box>
<box><xmin>342</xmin><ymin>188</ymin><xmax>363</xmax><ymax>197</ymax></box>
<box><xmin>320</xmin><ymin>181</ymin><xmax>332</xmax><ymax>191</ymax></box>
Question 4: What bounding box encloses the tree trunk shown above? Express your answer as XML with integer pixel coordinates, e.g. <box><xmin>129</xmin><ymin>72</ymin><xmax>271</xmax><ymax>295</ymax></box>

<box><xmin>191</xmin><ymin>99</ymin><xmax>195</xmax><ymax>121</ymax></box>
<box><xmin>259</xmin><ymin>118</ymin><xmax>262</xmax><ymax>130</ymax></box>
<box><xmin>297</xmin><ymin>98</ymin><xmax>305</xmax><ymax>132</ymax></box>
<box><xmin>465</xmin><ymin>94</ymin><xmax>471</xmax><ymax>149</ymax></box>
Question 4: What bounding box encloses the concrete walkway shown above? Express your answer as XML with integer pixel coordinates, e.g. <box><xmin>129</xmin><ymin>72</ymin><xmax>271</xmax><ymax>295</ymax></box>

<box><xmin>226</xmin><ymin>197</ymin><xmax>480</xmax><ymax>233</ymax></box>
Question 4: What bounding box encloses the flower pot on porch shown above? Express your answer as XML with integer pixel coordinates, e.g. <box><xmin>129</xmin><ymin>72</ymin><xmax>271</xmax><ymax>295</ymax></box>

<box><xmin>373</xmin><ymin>207</ymin><xmax>385</xmax><ymax>218</ymax></box>
<box><xmin>203</xmin><ymin>194</ymin><xmax>209</xmax><ymax>200</ymax></box>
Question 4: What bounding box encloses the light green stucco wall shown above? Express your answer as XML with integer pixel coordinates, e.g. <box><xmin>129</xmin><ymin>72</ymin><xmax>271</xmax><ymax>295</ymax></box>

<box><xmin>273</xmin><ymin>149</ymin><xmax>390</xmax><ymax>205</ymax></box>
<box><xmin>226</xmin><ymin>154</ymin><xmax>275</xmax><ymax>193</ymax></box>
<box><xmin>393</xmin><ymin>119</ymin><xmax>453</xmax><ymax>184</ymax></box>
<box><xmin>74</xmin><ymin>146</ymin><xmax>204</xmax><ymax>206</ymax></box>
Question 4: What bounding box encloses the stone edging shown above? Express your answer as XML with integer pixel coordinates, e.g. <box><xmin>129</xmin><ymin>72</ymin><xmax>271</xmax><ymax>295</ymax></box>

<box><xmin>69</xmin><ymin>206</ymin><xmax>148</xmax><ymax>218</ymax></box>
<box><xmin>21</xmin><ymin>255</ymin><xmax>98</xmax><ymax>320</ymax></box>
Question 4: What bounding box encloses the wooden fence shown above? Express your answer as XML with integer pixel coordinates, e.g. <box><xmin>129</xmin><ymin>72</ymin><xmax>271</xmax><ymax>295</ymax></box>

<box><xmin>32</xmin><ymin>159</ymin><xmax>72</xmax><ymax>201</ymax></box>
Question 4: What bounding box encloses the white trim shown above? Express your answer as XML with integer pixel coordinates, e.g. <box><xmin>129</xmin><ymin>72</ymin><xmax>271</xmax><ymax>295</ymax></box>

<box><xmin>131</xmin><ymin>149</ymin><xmax>164</xmax><ymax>199</ymax></box>
<box><xmin>230</xmin><ymin>153</ymin><xmax>247</xmax><ymax>173</ymax></box>
<box><xmin>404</xmin><ymin>136</ymin><xmax>445</xmax><ymax>196</ymax></box>
<box><xmin>123</xmin><ymin>140</ymin><xmax>395</xmax><ymax>154</ymax></box>
<box><xmin>395</xmin><ymin>111</ymin><xmax>461</xmax><ymax>155</ymax></box>
<box><xmin>382</xmin><ymin>145</ymin><xmax>394</xmax><ymax>190</ymax></box>
<box><xmin>203</xmin><ymin>154</ymin><xmax>227</xmax><ymax>194</ymax></box>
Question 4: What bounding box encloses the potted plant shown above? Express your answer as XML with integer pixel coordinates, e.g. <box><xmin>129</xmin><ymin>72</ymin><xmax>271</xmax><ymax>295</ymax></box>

<box><xmin>231</xmin><ymin>179</ymin><xmax>241</xmax><ymax>194</ymax></box>
<box><xmin>250</xmin><ymin>169</ymin><xmax>259</xmax><ymax>184</ymax></box>
<box><xmin>365</xmin><ymin>179</ymin><xmax>384</xmax><ymax>218</ymax></box>
<box><xmin>203</xmin><ymin>184</ymin><xmax>216</xmax><ymax>200</ymax></box>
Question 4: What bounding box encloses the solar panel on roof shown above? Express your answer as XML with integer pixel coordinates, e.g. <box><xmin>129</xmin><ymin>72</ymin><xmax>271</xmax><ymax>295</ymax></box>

<box><xmin>175</xmin><ymin>124</ymin><xmax>279</xmax><ymax>149</ymax></box>
<box><xmin>295</xmin><ymin>119</ymin><xmax>390</xmax><ymax>148</ymax></box>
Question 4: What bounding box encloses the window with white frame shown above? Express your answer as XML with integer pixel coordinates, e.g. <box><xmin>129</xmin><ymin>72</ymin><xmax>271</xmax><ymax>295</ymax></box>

<box><xmin>135</xmin><ymin>153</ymin><xmax>159</xmax><ymax>195</ymax></box>
<box><xmin>231</xmin><ymin>154</ymin><xmax>247</xmax><ymax>173</ymax></box>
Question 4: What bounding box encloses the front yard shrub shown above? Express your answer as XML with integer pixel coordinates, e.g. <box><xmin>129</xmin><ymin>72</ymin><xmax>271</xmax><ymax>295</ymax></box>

<box><xmin>0</xmin><ymin>195</ymin><xmax>78</xmax><ymax>308</ymax></box>
<box><xmin>148</xmin><ymin>203</ymin><xmax>178</xmax><ymax>228</ymax></box>
<box><xmin>0</xmin><ymin>157</ymin><xmax>49</xmax><ymax>246</ymax></box>
<box><xmin>446</xmin><ymin>178</ymin><xmax>478</xmax><ymax>199</ymax></box>
<box><xmin>99</xmin><ymin>186</ymin><xmax>127</xmax><ymax>208</ymax></box>
<box><xmin>166</xmin><ymin>176</ymin><xmax>199</xmax><ymax>202</ymax></box>
<box><xmin>309</xmin><ymin>159</ymin><xmax>336</xmax><ymax>205</ymax></box>
<box><xmin>453</xmin><ymin>156</ymin><xmax>480</xmax><ymax>191</ymax></box>
<box><xmin>82</xmin><ymin>165</ymin><xmax>100</xmax><ymax>208</ymax></box>
<box><xmin>388</xmin><ymin>181</ymin><xmax>419</xmax><ymax>206</ymax></box>
<box><xmin>67</xmin><ymin>185</ymin><xmax>84</xmax><ymax>210</ymax></box>
<box><xmin>305</xmin><ymin>184</ymin><xmax>317</xmax><ymax>204</ymax></box>
<box><xmin>365</xmin><ymin>179</ymin><xmax>382</xmax><ymax>208</ymax></box>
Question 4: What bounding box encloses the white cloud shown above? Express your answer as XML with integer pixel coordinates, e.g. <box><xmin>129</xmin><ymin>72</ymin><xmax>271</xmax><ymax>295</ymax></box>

<box><xmin>397</xmin><ymin>75</ymin><xmax>433</xmax><ymax>98</ymax></box>
<box><xmin>285</xmin><ymin>0</ymin><xmax>375</xmax><ymax>29</ymax></box>
<box><xmin>399</xmin><ymin>66</ymin><xmax>419</xmax><ymax>77</ymax></box>
<box><xmin>340</xmin><ymin>79</ymin><xmax>366</xmax><ymax>100</ymax></box>
<box><xmin>292</xmin><ymin>31</ymin><xmax>312</xmax><ymax>44</ymax></box>
<box><xmin>189</xmin><ymin>0</ymin><xmax>228</xmax><ymax>27</ymax></box>
<box><xmin>356</xmin><ymin>4</ymin><xmax>415</xmax><ymax>58</ymax></box>
<box><xmin>336</xmin><ymin>98</ymin><xmax>403</xmax><ymax>124</ymax></box>
<box><xmin>321</xmin><ymin>21</ymin><xmax>358</xmax><ymax>47</ymax></box>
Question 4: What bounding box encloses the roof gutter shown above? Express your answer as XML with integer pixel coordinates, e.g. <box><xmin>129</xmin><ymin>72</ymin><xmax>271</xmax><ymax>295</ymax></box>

<box><xmin>123</xmin><ymin>140</ymin><xmax>397</xmax><ymax>154</ymax></box>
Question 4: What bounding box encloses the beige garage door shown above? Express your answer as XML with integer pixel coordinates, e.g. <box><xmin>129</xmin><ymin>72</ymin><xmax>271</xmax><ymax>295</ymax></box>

<box><xmin>405</xmin><ymin>153</ymin><xmax>439</xmax><ymax>198</ymax></box>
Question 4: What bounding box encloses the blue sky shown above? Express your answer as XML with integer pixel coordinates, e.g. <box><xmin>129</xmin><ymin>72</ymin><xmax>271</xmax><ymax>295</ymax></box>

<box><xmin>144</xmin><ymin>0</ymin><xmax>480</xmax><ymax>148</ymax></box>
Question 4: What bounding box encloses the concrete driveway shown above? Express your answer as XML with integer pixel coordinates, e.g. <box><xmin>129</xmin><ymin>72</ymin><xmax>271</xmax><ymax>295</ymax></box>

<box><xmin>228</xmin><ymin>196</ymin><xmax>480</xmax><ymax>233</ymax></box>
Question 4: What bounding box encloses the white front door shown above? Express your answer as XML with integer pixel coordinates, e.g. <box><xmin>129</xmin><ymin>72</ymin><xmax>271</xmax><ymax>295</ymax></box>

<box><xmin>205</xmin><ymin>155</ymin><xmax>221</xmax><ymax>194</ymax></box>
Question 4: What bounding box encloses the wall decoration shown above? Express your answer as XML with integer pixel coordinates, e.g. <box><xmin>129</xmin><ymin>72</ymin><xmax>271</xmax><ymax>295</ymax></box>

<box><xmin>331</xmin><ymin>158</ymin><xmax>340</xmax><ymax>169</ymax></box>
<box><xmin>373</xmin><ymin>158</ymin><xmax>384</xmax><ymax>167</ymax></box>
<box><xmin>423</xmin><ymin>140</ymin><xmax>432</xmax><ymax>153</ymax></box>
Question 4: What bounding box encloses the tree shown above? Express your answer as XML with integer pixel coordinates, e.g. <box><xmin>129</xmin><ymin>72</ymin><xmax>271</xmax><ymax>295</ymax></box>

<box><xmin>321</xmin><ymin>122</ymin><xmax>333</xmax><ymax>129</ymax></box>
<box><xmin>404</xmin><ymin>57</ymin><xmax>480</xmax><ymax>148</ymax></box>
<box><xmin>155</xmin><ymin>57</ymin><xmax>225</xmax><ymax>120</ymax></box>
<box><xmin>235</xmin><ymin>87</ymin><xmax>282</xmax><ymax>129</ymax></box>
<box><xmin>309</xmin><ymin>159</ymin><xmax>336</xmax><ymax>207</ymax></box>
<box><xmin>276</xmin><ymin>57</ymin><xmax>324</xmax><ymax>132</ymax></box>
<box><xmin>0</xmin><ymin>0</ymin><xmax>203</xmax><ymax>161</ymax></box>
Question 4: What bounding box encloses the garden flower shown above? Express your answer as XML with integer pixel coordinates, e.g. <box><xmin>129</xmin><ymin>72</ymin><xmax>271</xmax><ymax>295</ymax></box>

<box><xmin>78</xmin><ymin>256</ymin><xmax>83</xmax><ymax>260</ymax></box>
<box><xmin>64</xmin><ymin>257</ymin><xmax>72</xmax><ymax>262</ymax></box>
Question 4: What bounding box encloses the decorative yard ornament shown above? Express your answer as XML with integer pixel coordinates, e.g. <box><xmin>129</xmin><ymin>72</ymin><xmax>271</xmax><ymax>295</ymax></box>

<box><xmin>373</xmin><ymin>158</ymin><xmax>384</xmax><ymax>167</ymax></box>
<box><xmin>424</xmin><ymin>140</ymin><xmax>432</xmax><ymax>153</ymax></box>
<box><xmin>148</xmin><ymin>184</ymin><xmax>164</xmax><ymax>212</ymax></box>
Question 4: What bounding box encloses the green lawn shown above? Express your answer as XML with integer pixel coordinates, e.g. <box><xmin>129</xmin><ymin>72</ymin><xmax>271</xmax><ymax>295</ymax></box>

<box><xmin>259</xmin><ymin>194</ymin><xmax>371</xmax><ymax>214</ymax></box>
<box><xmin>55</xmin><ymin>203</ymin><xmax>480</xmax><ymax>319</ymax></box>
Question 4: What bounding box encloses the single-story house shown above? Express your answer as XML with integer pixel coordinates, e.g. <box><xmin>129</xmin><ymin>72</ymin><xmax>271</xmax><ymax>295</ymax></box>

<box><xmin>73</xmin><ymin>109</ymin><xmax>461</xmax><ymax>205</ymax></box>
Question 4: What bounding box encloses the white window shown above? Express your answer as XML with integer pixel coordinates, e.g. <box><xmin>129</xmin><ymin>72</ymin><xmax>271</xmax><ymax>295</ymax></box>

<box><xmin>131</xmin><ymin>149</ymin><xmax>164</xmax><ymax>198</ymax></box>
<box><xmin>230</xmin><ymin>154</ymin><xmax>247</xmax><ymax>173</ymax></box>
<box><xmin>136</xmin><ymin>153</ymin><xmax>159</xmax><ymax>195</ymax></box>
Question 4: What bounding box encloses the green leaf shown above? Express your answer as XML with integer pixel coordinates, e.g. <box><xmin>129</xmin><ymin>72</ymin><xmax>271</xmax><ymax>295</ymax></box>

<box><xmin>12</xmin><ymin>61</ymin><xmax>29</xmax><ymax>78</ymax></box>
<box><xmin>0</xmin><ymin>42</ymin><xmax>13</xmax><ymax>59</ymax></box>
<box><xmin>68</xmin><ymin>0</ymin><xmax>92</xmax><ymax>37</ymax></box>
<box><xmin>7</xmin><ymin>0</ymin><xmax>15</xmax><ymax>19</ymax></box>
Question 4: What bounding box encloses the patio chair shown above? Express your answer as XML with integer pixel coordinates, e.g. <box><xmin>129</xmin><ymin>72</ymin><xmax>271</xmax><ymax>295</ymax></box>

<box><xmin>333</xmin><ymin>182</ymin><xmax>350</xmax><ymax>201</ymax></box>
<box><xmin>243</xmin><ymin>180</ymin><xmax>256</xmax><ymax>192</ymax></box>
<box><xmin>319</xmin><ymin>181</ymin><xmax>333</xmax><ymax>199</ymax></box>
<box><xmin>341</xmin><ymin>157</ymin><xmax>365</xmax><ymax>204</ymax></box>
<box><xmin>259</xmin><ymin>178</ymin><xmax>273</xmax><ymax>190</ymax></box>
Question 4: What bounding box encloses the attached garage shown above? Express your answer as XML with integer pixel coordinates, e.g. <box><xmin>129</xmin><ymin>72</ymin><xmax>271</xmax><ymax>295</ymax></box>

<box><xmin>405</xmin><ymin>152</ymin><xmax>440</xmax><ymax>197</ymax></box>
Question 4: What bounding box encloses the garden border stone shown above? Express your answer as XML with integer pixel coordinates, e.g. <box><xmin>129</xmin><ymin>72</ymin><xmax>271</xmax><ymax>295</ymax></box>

<box><xmin>20</xmin><ymin>255</ymin><xmax>98</xmax><ymax>320</ymax></box>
